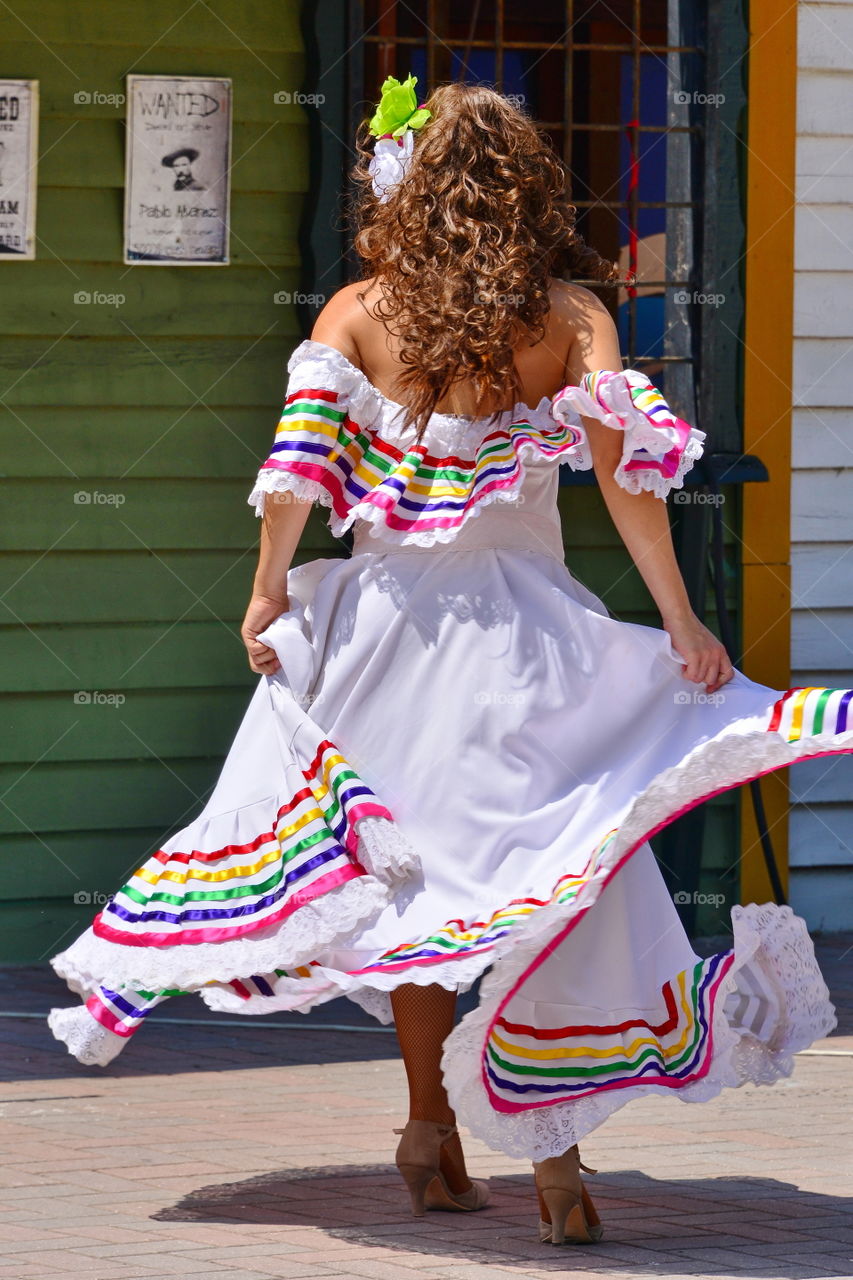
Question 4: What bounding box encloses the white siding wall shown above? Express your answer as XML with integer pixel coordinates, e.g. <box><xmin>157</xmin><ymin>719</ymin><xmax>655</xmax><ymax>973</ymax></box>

<box><xmin>790</xmin><ymin>1</ymin><xmax>853</xmax><ymax>930</ymax></box>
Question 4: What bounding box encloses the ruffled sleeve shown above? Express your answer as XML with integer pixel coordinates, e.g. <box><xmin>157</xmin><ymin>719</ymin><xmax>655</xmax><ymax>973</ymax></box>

<box><xmin>248</xmin><ymin>340</ymin><xmax>589</xmax><ymax>546</ymax></box>
<box><xmin>551</xmin><ymin>368</ymin><xmax>706</xmax><ymax>499</ymax></box>
<box><xmin>247</xmin><ymin>340</ymin><xmax>378</xmax><ymax>523</ymax></box>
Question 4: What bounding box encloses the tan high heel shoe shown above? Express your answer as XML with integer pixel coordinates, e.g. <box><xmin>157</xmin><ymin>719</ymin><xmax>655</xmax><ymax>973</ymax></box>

<box><xmin>393</xmin><ymin>1119</ymin><xmax>490</xmax><ymax>1217</ymax></box>
<box><xmin>533</xmin><ymin>1145</ymin><xmax>603</xmax><ymax>1245</ymax></box>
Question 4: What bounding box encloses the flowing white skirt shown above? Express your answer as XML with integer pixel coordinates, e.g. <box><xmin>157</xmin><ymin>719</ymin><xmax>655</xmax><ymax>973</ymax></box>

<box><xmin>48</xmin><ymin>508</ymin><xmax>849</xmax><ymax>1160</ymax></box>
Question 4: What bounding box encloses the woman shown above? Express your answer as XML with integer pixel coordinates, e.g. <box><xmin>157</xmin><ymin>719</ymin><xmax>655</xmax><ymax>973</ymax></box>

<box><xmin>49</xmin><ymin>80</ymin><xmax>849</xmax><ymax>1248</ymax></box>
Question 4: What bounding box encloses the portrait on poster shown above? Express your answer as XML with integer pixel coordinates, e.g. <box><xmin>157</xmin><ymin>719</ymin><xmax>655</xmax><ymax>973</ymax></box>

<box><xmin>0</xmin><ymin>79</ymin><xmax>39</xmax><ymax>260</ymax></box>
<box><xmin>124</xmin><ymin>75</ymin><xmax>231</xmax><ymax>265</ymax></box>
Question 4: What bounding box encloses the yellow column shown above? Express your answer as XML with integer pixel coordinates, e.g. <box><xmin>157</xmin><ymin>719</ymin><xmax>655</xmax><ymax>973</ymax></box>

<box><xmin>739</xmin><ymin>0</ymin><xmax>798</xmax><ymax>902</ymax></box>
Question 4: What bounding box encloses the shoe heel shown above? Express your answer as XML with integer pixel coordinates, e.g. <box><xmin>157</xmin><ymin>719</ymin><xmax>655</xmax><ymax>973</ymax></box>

<box><xmin>565</xmin><ymin>1200</ymin><xmax>596</xmax><ymax>1244</ymax></box>
<box><xmin>396</xmin><ymin>1162</ymin><xmax>437</xmax><ymax>1218</ymax></box>
<box><xmin>540</xmin><ymin>1187</ymin><xmax>576</xmax><ymax>1245</ymax></box>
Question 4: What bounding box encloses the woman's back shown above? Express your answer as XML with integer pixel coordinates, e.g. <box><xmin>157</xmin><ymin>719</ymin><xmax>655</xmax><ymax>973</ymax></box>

<box><xmin>314</xmin><ymin>274</ymin><xmax>612</xmax><ymax>421</ymax></box>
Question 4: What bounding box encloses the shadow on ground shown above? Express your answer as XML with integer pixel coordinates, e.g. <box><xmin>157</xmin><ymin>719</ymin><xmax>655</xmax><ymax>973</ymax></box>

<box><xmin>152</xmin><ymin>1163</ymin><xmax>853</xmax><ymax>1274</ymax></box>
<box><xmin>0</xmin><ymin>964</ymin><xmax>478</xmax><ymax>1081</ymax></box>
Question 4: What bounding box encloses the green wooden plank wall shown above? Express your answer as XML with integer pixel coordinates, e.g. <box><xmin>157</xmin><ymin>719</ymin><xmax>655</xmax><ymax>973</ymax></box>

<box><xmin>0</xmin><ymin>0</ymin><xmax>343</xmax><ymax>962</ymax></box>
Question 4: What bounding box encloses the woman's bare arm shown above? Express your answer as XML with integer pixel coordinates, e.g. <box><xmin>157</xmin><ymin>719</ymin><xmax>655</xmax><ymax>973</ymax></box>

<box><xmin>562</xmin><ymin>289</ymin><xmax>733</xmax><ymax>694</ymax></box>
<box><xmin>252</xmin><ymin>493</ymin><xmax>314</xmax><ymax>603</ymax></box>
<box><xmin>241</xmin><ymin>291</ymin><xmax>363</xmax><ymax>675</ymax></box>
<box><xmin>241</xmin><ymin>492</ymin><xmax>314</xmax><ymax>675</ymax></box>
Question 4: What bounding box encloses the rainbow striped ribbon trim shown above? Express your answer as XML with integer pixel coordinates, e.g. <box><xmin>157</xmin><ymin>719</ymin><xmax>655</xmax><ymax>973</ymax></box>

<box><xmin>485</xmin><ymin>951</ymin><xmax>735</xmax><ymax>1111</ymax></box>
<box><xmin>92</xmin><ymin>739</ymin><xmax>390</xmax><ymax>948</ymax></box>
<box><xmin>256</xmin><ymin>385</ymin><xmax>585</xmax><ymax>537</ymax></box>
<box><xmin>768</xmin><ymin>686</ymin><xmax>853</xmax><ymax>742</ymax></box>
<box><xmin>346</xmin><ymin>829</ymin><xmax>619</xmax><ymax>974</ymax></box>
<box><xmin>83</xmin><ymin>968</ymin><xmax>301</xmax><ymax>1041</ymax></box>
<box><xmin>85</xmin><ymin>982</ymin><xmax>180</xmax><ymax>1039</ymax></box>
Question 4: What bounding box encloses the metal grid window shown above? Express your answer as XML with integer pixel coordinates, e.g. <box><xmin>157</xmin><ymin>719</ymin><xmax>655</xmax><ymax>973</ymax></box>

<box><xmin>349</xmin><ymin>0</ymin><xmax>708</xmax><ymax>409</ymax></box>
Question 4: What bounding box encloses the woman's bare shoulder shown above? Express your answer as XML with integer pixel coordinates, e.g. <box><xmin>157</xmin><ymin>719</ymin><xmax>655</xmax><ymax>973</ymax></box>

<box><xmin>543</xmin><ymin>279</ymin><xmax>622</xmax><ymax>383</ymax></box>
<box><xmin>548</xmin><ymin>277</ymin><xmax>612</xmax><ymax>321</ymax></box>
<box><xmin>310</xmin><ymin>279</ymin><xmax>382</xmax><ymax>368</ymax></box>
<box><xmin>548</xmin><ymin>279</ymin><xmax>614</xmax><ymax>355</ymax></box>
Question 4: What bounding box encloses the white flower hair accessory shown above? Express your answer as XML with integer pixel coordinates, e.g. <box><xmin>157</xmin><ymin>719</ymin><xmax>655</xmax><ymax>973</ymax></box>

<box><xmin>366</xmin><ymin>73</ymin><xmax>431</xmax><ymax>204</ymax></box>
<box><xmin>369</xmin><ymin>130</ymin><xmax>416</xmax><ymax>204</ymax></box>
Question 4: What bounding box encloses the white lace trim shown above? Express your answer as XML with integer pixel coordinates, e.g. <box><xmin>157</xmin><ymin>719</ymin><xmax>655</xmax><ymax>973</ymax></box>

<box><xmin>355</xmin><ymin>813</ymin><xmax>420</xmax><ymax>886</ymax></box>
<box><xmin>248</xmin><ymin>471</ymin><xmax>329</xmax><ymax>520</ymax></box>
<box><xmin>47</xmin><ymin>1006</ymin><xmax>128</xmax><ymax>1068</ymax></box>
<box><xmin>48</xmin><ymin>814</ymin><xmax>420</xmax><ymax>995</ymax></box>
<box><xmin>612</xmin><ymin>429</ymin><xmax>706</xmax><ymax>499</ymax></box>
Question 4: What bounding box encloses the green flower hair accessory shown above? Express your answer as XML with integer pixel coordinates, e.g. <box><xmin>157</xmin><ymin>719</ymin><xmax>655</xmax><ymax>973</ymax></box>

<box><xmin>367</xmin><ymin>74</ymin><xmax>431</xmax><ymax>203</ymax></box>
<box><xmin>368</xmin><ymin>74</ymin><xmax>431</xmax><ymax>139</ymax></box>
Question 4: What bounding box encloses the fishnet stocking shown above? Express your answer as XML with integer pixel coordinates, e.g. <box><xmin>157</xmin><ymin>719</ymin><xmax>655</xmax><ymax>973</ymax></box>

<box><xmin>390</xmin><ymin>982</ymin><xmax>473</xmax><ymax>1195</ymax></box>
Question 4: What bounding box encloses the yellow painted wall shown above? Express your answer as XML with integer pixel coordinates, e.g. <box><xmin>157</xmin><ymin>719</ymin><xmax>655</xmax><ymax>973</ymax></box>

<box><xmin>740</xmin><ymin>0</ymin><xmax>798</xmax><ymax>902</ymax></box>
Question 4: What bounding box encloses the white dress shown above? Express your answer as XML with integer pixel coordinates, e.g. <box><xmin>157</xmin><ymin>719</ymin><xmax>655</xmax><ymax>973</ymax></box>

<box><xmin>48</xmin><ymin>339</ymin><xmax>851</xmax><ymax>1161</ymax></box>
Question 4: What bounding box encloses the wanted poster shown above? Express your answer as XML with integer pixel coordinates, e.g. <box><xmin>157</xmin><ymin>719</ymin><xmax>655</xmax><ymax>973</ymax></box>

<box><xmin>124</xmin><ymin>75</ymin><xmax>231</xmax><ymax>264</ymax></box>
<box><xmin>0</xmin><ymin>80</ymin><xmax>38</xmax><ymax>259</ymax></box>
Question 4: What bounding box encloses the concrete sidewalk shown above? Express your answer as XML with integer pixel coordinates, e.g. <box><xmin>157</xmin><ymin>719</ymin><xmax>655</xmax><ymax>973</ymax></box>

<box><xmin>1</xmin><ymin>933</ymin><xmax>852</xmax><ymax>1280</ymax></box>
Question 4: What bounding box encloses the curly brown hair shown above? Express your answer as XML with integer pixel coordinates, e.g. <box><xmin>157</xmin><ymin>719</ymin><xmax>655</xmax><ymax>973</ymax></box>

<box><xmin>350</xmin><ymin>82</ymin><xmax>629</xmax><ymax>441</ymax></box>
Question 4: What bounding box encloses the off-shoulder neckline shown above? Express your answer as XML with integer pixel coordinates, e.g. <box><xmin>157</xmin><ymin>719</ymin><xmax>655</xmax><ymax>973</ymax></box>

<box><xmin>291</xmin><ymin>338</ymin><xmax>554</xmax><ymax>425</ymax></box>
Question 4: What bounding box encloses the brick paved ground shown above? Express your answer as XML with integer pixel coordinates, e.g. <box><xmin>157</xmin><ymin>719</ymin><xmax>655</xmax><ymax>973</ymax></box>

<box><xmin>1</xmin><ymin>932</ymin><xmax>851</xmax><ymax>1280</ymax></box>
